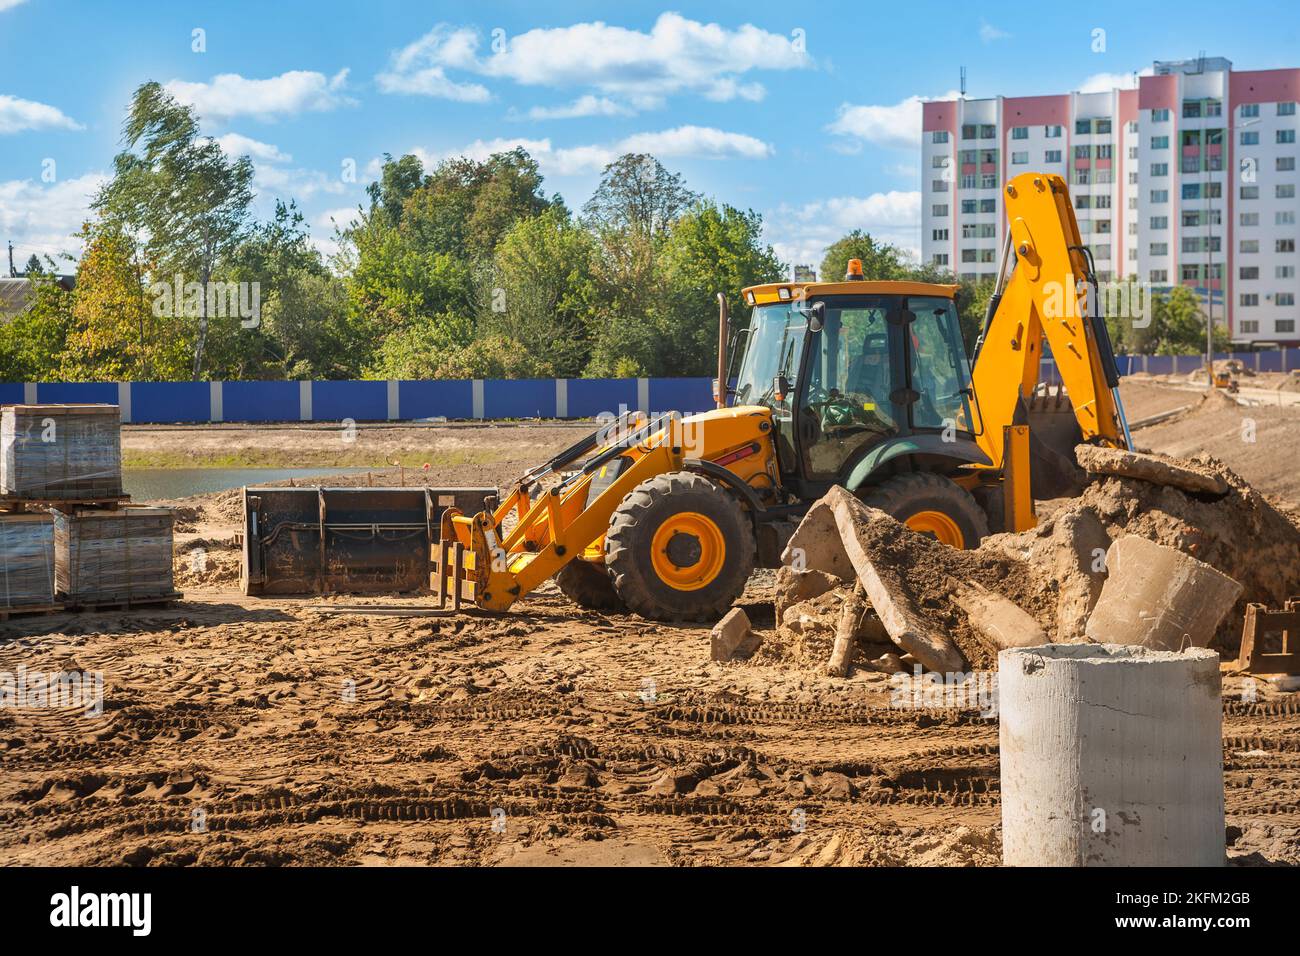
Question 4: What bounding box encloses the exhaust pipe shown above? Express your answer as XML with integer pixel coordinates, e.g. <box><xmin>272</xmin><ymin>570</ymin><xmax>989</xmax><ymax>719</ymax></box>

<box><xmin>715</xmin><ymin>292</ymin><xmax>729</xmax><ymax>408</ymax></box>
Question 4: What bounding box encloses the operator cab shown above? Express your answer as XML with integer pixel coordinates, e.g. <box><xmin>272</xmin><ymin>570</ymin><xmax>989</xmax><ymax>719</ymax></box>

<box><xmin>732</xmin><ymin>262</ymin><xmax>980</xmax><ymax>499</ymax></box>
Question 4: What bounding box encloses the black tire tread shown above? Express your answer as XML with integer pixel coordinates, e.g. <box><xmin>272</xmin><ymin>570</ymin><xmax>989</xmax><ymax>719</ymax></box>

<box><xmin>859</xmin><ymin>471</ymin><xmax>989</xmax><ymax>547</ymax></box>
<box><xmin>605</xmin><ymin>471</ymin><xmax>754</xmax><ymax>622</ymax></box>
<box><xmin>555</xmin><ymin>558</ymin><xmax>624</xmax><ymax>611</ymax></box>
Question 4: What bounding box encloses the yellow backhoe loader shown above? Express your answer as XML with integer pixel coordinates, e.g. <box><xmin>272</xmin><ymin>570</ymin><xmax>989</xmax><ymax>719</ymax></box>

<box><xmin>433</xmin><ymin>171</ymin><xmax>1133</xmax><ymax>621</ymax></box>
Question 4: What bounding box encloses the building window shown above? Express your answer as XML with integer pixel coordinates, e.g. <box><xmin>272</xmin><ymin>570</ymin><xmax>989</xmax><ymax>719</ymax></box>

<box><xmin>1276</xmin><ymin>239</ymin><xmax>1295</xmax><ymax>253</ymax></box>
<box><xmin>1096</xmin><ymin>119</ymin><xmax>1112</xmax><ymax>134</ymax></box>
<box><xmin>1149</xmin><ymin>242</ymin><xmax>1168</xmax><ymax>256</ymax></box>
<box><xmin>1241</xmin><ymin>294</ymin><xmax>1259</xmax><ymax>306</ymax></box>
<box><xmin>1045</xmin><ymin>124</ymin><xmax>1062</xmax><ymax>138</ymax></box>
<box><xmin>1150</xmin><ymin>216</ymin><xmax>1168</xmax><ymax>229</ymax></box>
<box><xmin>1278</xmin><ymin>211</ymin><xmax>1297</xmax><ymax>225</ymax></box>
<box><xmin>932</xmin><ymin>154</ymin><xmax>949</xmax><ymax>168</ymax></box>
<box><xmin>932</xmin><ymin>229</ymin><xmax>949</xmax><ymax>241</ymax></box>
<box><xmin>1095</xmin><ymin>195</ymin><xmax>1111</xmax><ymax>209</ymax></box>
<box><xmin>932</xmin><ymin>130</ymin><xmax>949</xmax><ymax>144</ymax></box>
<box><xmin>961</xmin><ymin>200</ymin><xmax>976</xmax><ymax>214</ymax></box>
<box><xmin>1277</xmin><ymin>184</ymin><xmax>1297</xmax><ymax>198</ymax></box>
<box><xmin>1075</xmin><ymin>145</ymin><xmax>1092</xmax><ymax>160</ymax></box>
<box><xmin>978</xmin><ymin>223</ymin><xmax>996</xmax><ymax>238</ymax></box>
<box><xmin>1150</xmin><ymin>162</ymin><xmax>1168</xmax><ymax>176</ymax></box>
<box><xmin>1240</xmin><ymin>240</ymin><xmax>1259</xmax><ymax>253</ymax></box>
<box><xmin>959</xmin><ymin>174</ymin><xmax>976</xmax><ymax>189</ymax></box>
<box><xmin>1279</xmin><ymin>294</ymin><xmax>1297</xmax><ymax>307</ymax></box>
<box><xmin>1279</xmin><ymin>265</ymin><xmax>1297</xmax><ymax>279</ymax></box>
<box><xmin>1182</xmin><ymin>100</ymin><xmax>1202</xmax><ymax>118</ymax></box>
<box><xmin>1239</xmin><ymin>320</ymin><xmax>1259</xmax><ymax>333</ymax></box>
<box><xmin>1011</xmin><ymin>126</ymin><xmax>1028</xmax><ymax>139</ymax></box>
<box><xmin>1240</xmin><ymin>212</ymin><xmax>1260</xmax><ymax>226</ymax></box>
<box><xmin>1150</xmin><ymin>189</ymin><xmax>1168</xmax><ymax>203</ymax></box>
<box><xmin>1241</xmin><ymin>185</ymin><xmax>1260</xmax><ymax>199</ymax></box>
<box><xmin>1150</xmin><ymin>135</ymin><xmax>1169</xmax><ymax>149</ymax></box>
<box><xmin>1044</xmin><ymin>149</ymin><xmax>1062</xmax><ymax>163</ymax></box>
<box><xmin>1205</xmin><ymin>99</ymin><xmax>1222</xmax><ymax>116</ymax></box>
<box><xmin>932</xmin><ymin>179</ymin><xmax>949</xmax><ymax>192</ymax></box>
<box><xmin>1075</xmin><ymin>119</ymin><xmax>1091</xmax><ymax>135</ymax></box>
<box><xmin>979</xmin><ymin>198</ymin><xmax>996</xmax><ymax>213</ymax></box>
<box><xmin>1149</xmin><ymin>269</ymin><xmax>1168</xmax><ymax>283</ymax></box>
<box><xmin>1012</xmin><ymin>150</ymin><xmax>1029</xmax><ymax>164</ymax></box>
<box><xmin>980</xmin><ymin>174</ymin><xmax>997</xmax><ymax>189</ymax></box>
<box><xmin>1240</xmin><ymin>103</ymin><xmax>1260</xmax><ymax>118</ymax></box>
<box><xmin>961</xmin><ymin>124</ymin><xmax>977</xmax><ymax>140</ymax></box>
<box><xmin>1240</xmin><ymin>267</ymin><xmax>1259</xmax><ymax>280</ymax></box>
<box><xmin>962</xmin><ymin>249</ymin><xmax>977</xmax><ymax>263</ymax></box>
<box><xmin>1075</xmin><ymin>195</ymin><xmax>1091</xmax><ymax>210</ymax></box>
<box><xmin>1279</xmin><ymin>102</ymin><xmax>1297</xmax><ymax>116</ymax></box>
<box><xmin>932</xmin><ymin>254</ymin><xmax>949</xmax><ymax>266</ymax></box>
<box><xmin>979</xmin><ymin>249</ymin><xmax>996</xmax><ymax>263</ymax></box>
<box><xmin>1150</xmin><ymin>108</ymin><xmax>1170</xmax><ymax>122</ymax></box>
<box><xmin>980</xmin><ymin>124</ymin><xmax>996</xmax><ymax>139</ymax></box>
<box><xmin>1278</xmin><ymin>157</ymin><xmax>1297</xmax><ymax>171</ymax></box>
<box><xmin>1241</xmin><ymin>131</ymin><xmax>1260</xmax><ymax>145</ymax></box>
<box><xmin>1278</xmin><ymin>320</ymin><xmax>1297</xmax><ymax>334</ymax></box>
<box><xmin>932</xmin><ymin>204</ymin><xmax>949</xmax><ymax>217</ymax></box>
<box><xmin>1279</xmin><ymin>130</ymin><xmax>1297</xmax><ymax>144</ymax></box>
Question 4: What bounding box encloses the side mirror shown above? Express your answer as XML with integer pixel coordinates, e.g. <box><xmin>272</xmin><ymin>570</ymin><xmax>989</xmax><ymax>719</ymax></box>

<box><xmin>807</xmin><ymin>301</ymin><xmax>825</xmax><ymax>333</ymax></box>
<box><xmin>773</xmin><ymin>374</ymin><xmax>791</xmax><ymax>403</ymax></box>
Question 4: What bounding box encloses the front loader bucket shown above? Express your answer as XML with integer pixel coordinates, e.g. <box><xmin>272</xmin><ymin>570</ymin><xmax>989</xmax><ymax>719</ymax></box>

<box><xmin>1025</xmin><ymin>385</ymin><xmax>1087</xmax><ymax>499</ymax></box>
<box><xmin>241</xmin><ymin>486</ymin><xmax>495</xmax><ymax>596</ymax></box>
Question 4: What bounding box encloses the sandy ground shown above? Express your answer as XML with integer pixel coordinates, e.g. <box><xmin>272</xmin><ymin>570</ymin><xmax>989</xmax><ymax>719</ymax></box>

<box><xmin>3</xmin><ymin>381</ymin><xmax>1299</xmax><ymax>866</ymax></box>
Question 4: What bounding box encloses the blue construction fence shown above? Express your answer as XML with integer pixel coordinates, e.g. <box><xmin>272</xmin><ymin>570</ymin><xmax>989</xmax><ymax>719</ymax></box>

<box><xmin>0</xmin><ymin>378</ymin><xmax>716</xmax><ymax>424</ymax></box>
<box><xmin>2</xmin><ymin>349</ymin><xmax>1295</xmax><ymax>423</ymax></box>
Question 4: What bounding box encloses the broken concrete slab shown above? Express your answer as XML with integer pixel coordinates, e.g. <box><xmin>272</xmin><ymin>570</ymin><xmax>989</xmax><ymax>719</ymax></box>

<box><xmin>1085</xmin><ymin>535</ymin><xmax>1244</xmax><ymax>651</ymax></box>
<box><xmin>1075</xmin><ymin>444</ymin><xmax>1230</xmax><ymax>496</ymax></box>
<box><xmin>710</xmin><ymin>607</ymin><xmax>761</xmax><ymax>662</ymax></box>
<box><xmin>822</xmin><ymin>485</ymin><xmax>965</xmax><ymax>674</ymax></box>
<box><xmin>781</xmin><ymin>497</ymin><xmax>854</xmax><ymax>580</ymax></box>
<box><xmin>774</xmin><ymin>566</ymin><xmax>844</xmax><ymax>621</ymax></box>
<box><xmin>955</xmin><ymin>582</ymin><xmax>1049</xmax><ymax>651</ymax></box>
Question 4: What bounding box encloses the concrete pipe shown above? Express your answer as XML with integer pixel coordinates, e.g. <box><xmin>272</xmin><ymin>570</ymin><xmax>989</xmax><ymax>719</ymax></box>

<box><xmin>999</xmin><ymin>644</ymin><xmax>1223</xmax><ymax>867</ymax></box>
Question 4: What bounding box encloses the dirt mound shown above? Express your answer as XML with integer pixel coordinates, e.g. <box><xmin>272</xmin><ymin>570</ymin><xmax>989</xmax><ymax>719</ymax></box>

<box><xmin>988</xmin><ymin>454</ymin><xmax>1300</xmax><ymax>653</ymax></box>
<box><xmin>173</xmin><ymin>543</ymin><xmax>242</xmax><ymax>589</ymax></box>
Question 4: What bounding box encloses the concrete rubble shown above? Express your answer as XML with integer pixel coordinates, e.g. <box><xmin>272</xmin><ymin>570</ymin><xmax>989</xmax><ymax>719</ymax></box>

<box><xmin>711</xmin><ymin>607</ymin><xmax>761</xmax><ymax>661</ymax></box>
<box><xmin>765</xmin><ymin>447</ymin><xmax>1298</xmax><ymax>678</ymax></box>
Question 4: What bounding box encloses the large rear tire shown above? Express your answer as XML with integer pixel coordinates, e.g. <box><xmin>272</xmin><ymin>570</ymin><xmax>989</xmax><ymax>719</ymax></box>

<box><xmin>555</xmin><ymin>558</ymin><xmax>623</xmax><ymax>611</ymax></box>
<box><xmin>605</xmin><ymin>472</ymin><xmax>755</xmax><ymax>622</ymax></box>
<box><xmin>860</xmin><ymin>472</ymin><xmax>989</xmax><ymax>549</ymax></box>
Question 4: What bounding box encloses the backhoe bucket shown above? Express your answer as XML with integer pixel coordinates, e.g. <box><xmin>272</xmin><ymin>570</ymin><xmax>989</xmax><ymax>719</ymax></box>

<box><xmin>241</xmin><ymin>486</ymin><xmax>495</xmax><ymax>596</ymax></box>
<box><xmin>1025</xmin><ymin>385</ymin><xmax>1087</xmax><ymax>499</ymax></box>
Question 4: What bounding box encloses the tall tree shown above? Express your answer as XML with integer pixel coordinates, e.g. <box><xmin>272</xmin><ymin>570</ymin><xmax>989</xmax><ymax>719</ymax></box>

<box><xmin>92</xmin><ymin>81</ymin><xmax>254</xmax><ymax>377</ymax></box>
<box><xmin>819</xmin><ymin>230</ymin><xmax>912</xmax><ymax>284</ymax></box>
<box><xmin>582</xmin><ymin>154</ymin><xmax>698</xmax><ymax>238</ymax></box>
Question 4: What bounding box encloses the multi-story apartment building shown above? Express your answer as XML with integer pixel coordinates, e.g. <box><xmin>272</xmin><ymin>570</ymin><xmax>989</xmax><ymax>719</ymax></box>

<box><xmin>921</xmin><ymin>57</ymin><xmax>1300</xmax><ymax>345</ymax></box>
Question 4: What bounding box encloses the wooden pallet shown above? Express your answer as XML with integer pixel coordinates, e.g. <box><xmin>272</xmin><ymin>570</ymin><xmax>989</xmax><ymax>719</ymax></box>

<box><xmin>59</xmin><ymin>591</ymin><xmax>184</xmax><ymax>613</ymax></box>
<box><xmin>0</xmin><ymin>603</ymin><xmax>65</xmax><ymax>622</ymax></box>
<box><xmin>0</xmin><ymin>494</ymin><xmax>130</xmax><ymax>514</ymax></box>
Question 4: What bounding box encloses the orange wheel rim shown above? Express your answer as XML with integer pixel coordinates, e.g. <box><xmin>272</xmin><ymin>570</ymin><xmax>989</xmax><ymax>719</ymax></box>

<box><xmin>905</xmin><ymin>510</ymin><xmax>964</xmax><ymax>548</ymax></box>
<box><xmin>650</xmin><ymin>511</ymin><xmax>726</xmax><ymax>591</ymax></box>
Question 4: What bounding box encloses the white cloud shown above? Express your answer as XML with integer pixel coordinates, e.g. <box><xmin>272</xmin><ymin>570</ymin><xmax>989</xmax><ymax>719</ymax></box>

<box><xmin>765</xmin><ymin>191</ymin><xmax>922</xmax><ymax>269</ymax></box>
<box><xmin>979</xmin><ymin>21</ymin><xmax>1010</xmax><ymax>43</ymax></box>
<box><xmin>0</xmin><ymin>0</ymin><xmax>30</xmax><ymax>11</ymax></box>
<box><xmin>412</xmin><ymin>126</ymin><xmax>772</xmax><ymax>178</ymax></box>
<box><xmin>215</xmin><ymin>133</ymin><xmax>291</xmax><ymax>163</ymax></box>
<box><xmin>165</xmin><ymin>69</ymin><xmax>353</xmax><ymax>121</ymax></box>
<box><xmin>251</xmin><ymin>163</ymin><xmax>347</xmax><ymax>202</ymax></box>
<box><xmin>827</xmin><ymin>90</ymin><xmax>960</xmax><ymax>151</ymax></box>
<box><xmin>378</xmin><ymin>14</ymin><xmax>809</xmax><ymax>108</ymax></box>
<box><xmin>1077</xmin><ymin>68</ymin><xmax>1152</xmax><ymax>93</ymax></box>
<box><xmin>522</xmin><ymin>95</ymin><xmax>634</xmax><ymax>121</ymax></box>
<box><xmin>0</xmin><ymin>173</ymin><xmax>106</xmax><ymax>261</ymax></box>
<box><xmin>0</xmin><ymin>94</ymin><xmax>82</xmax><ymax>134</ymax></box>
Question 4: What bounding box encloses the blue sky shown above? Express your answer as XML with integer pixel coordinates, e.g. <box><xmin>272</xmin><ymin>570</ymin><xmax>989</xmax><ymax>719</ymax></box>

<box><xmin>3</xmin><ymin>0</ymin><xmax>1299</xmax><ymax>270</ymax></box>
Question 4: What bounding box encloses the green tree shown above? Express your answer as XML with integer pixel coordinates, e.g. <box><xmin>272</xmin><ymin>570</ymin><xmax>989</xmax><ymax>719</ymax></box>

<box><xmin>582</xmin><ymin>154</ymin><xmax>698</xmax><ymax>238</ymax></box>
<box><xmin>0</xmin><ymin>274</ymin><xmax>73</xmax><ymax>381</ymax></box>
<box><xmin>818</xmin><ymin>231</ymin><xmax>913</xmax><ymax>285</ymax></box>
<box><xmin>93</xmin><ymin>81</ymin><xmax>254</xmax><ymax>377</ymax></box>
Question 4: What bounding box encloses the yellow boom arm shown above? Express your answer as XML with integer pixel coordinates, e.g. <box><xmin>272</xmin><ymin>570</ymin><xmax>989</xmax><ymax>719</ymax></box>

<box><xmin>970</xmin><ymin>172</ymin><xmax>1131</xmax><ymax>469</ymax></box>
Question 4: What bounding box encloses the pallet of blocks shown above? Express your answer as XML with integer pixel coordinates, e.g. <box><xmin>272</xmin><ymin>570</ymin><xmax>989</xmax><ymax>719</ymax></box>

<box><xmin>53</xmin><ymin>507</ymin><xmax>181</xmax><ymax>610</ymax></box>
<box><xmin>0</xmin><ymin>404</ymin><xmax>125</xmax><ymax>508</ymax></box>
<box><xmin>0</xmin><ymin>514</ymin><xmax>60</xmax><ymax>620</ymax></box>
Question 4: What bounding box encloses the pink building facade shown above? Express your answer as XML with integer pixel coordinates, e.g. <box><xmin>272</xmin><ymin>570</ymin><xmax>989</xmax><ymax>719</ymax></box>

<box><xmin>921</xmin><ymin>57</ymin><xmax>1300</xmax><ymax>345</ymax></box>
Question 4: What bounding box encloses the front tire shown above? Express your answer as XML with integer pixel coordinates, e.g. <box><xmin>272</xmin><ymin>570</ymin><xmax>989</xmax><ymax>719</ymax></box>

<box><xmin>860</xmin><ymin>472</ymin><xmax>989</xmax><ymax>549</ymax></box>
<box><xmin>605</xmin><ymin>472</ymin><xmax>755</xmax><ymax>622</ymax></box>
